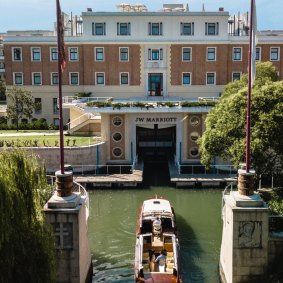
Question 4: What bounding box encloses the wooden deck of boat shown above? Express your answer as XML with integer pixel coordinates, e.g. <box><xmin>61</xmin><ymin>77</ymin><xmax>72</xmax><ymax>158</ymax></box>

<box><xmin>143</xmin><ymin>273</ymin><xmax>178</xmax><ymax>283</ymax></box>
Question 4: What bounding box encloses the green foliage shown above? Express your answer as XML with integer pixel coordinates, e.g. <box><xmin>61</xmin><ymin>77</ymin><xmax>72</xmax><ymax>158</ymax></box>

<box><xmin>6</xmin><ymin>87</ymin><xmax>36</xmax><ymax>131</ymax></box>
<box><xmin>0</xmin><ymin>149</ymin><xmax>56</xmax><ymax>283</ymax></box>
<box><xmin>199</xmin><ymin>62</ymin><xmax>283</xmax><ymax>175</ymax></box>
<box><xmin>0</xmin><ymin>79</ymin><xmax>6</xmax><ymax>101</ymax></box>
<box><xmin>267</xmin><ymin>189</ymin><xmax>283</xmax><ymax>215</ymax></box>
<box><xmin>76</xmin><ymin>92</ymin><xmax>92</xmax><ymax>98</ymax></box>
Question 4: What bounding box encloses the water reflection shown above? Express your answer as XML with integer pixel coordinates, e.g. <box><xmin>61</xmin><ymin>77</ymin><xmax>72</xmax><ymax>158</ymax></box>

<box><xmin>88</xmin><ymin>187</ymin><xmax>222</xmax><ymax>283</ymax></box>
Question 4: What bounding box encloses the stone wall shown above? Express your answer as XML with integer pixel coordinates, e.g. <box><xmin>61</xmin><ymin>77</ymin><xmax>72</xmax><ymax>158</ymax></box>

<box><xmin>0</xmin><ymin>142</ymin><xmax>107</xmax><ymax>173</ymax></box>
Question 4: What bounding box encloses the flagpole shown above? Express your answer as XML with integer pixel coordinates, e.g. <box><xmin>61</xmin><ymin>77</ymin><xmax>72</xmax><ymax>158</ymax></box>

<box><xmin>56</xmin><ymin>0</ymin><xmax>65</xmax><ymax>174</ymax></box>
<box><xmin>246</xmin><ymin>0</ymin><xmax>254</xmax><ymax>173</ymax></box>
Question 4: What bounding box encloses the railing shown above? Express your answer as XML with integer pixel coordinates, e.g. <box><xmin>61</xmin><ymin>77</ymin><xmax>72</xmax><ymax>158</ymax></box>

<box><xmin>198</xmin><ymin>97</ymin><xmax>220</xmax><ymax>102</ymax></box>
<box><xmin>67</xmin><ymin>113</ymin><xmax>97</xmax><ymax>131</ymax></box>
<box><xmin>46</xmin><ymin>175</ymin><xmax>89</xmax><ymax>218</ymax></box>
<box><xmin>62</xmin><ymin>96</ymin><xmax>112</xmax><ymax>105</ymax></box>
<box><xmin>178</xmin><ymin>164</ymin><xmax>237</xmax><ymax>176</ymax></box>
<box><xmin>222</xmin><ymin>182</ymin><xmax>237</xmax><ymax>220</ymax></box>
<box><xmin>131</xmin><ymin>155</ymin><xmax>138</xmax><ymax>172</ymax></box>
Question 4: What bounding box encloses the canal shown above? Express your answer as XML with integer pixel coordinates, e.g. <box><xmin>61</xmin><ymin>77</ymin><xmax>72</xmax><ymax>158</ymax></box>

<box><xmin>88</xmin><ymin>186</ymin><xmax>223</xmax><ymax>283</ymax></box>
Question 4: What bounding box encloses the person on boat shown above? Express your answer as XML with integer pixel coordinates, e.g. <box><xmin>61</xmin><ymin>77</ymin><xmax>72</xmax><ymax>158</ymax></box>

<box><xmin>155</xmin><ymin>249</ymin><xmax>167</xmax><ymax>272</ymax></box>
<box><xmin>153</xmin><ymin>217</ymin><xmax>162</xmax><ymax>234</ymax></box>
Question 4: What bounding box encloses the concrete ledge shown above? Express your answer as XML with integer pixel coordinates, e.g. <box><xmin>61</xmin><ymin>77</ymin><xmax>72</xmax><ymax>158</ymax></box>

<box><xmin>231</xmin><ymin>191</ymin><xmax>264</xmax><ymax>207</ymax></box>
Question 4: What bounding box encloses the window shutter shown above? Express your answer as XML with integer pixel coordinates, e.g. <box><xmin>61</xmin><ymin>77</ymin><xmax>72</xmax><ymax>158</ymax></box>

<box><xmin>160</xmin><ymin>48</ymin><xmax>163</xmax><ymax>60</ymax></box>
<box><xmin>192</xmin><ymin>22</ymin><xmax>194</xmax><ymax>35</ymax></box>
<box><xmin>92</xmin><ymin>22</ymin><xmax>95</xmax><ymax>35</ymax></box>
<box><xmin>205</xmin><ymin>22</ymin><xmax>207</xmax><ymax>35</ymax></box>
<box><xmin>160</xmin><ymin>22</ymin><xmax>163</xmax><ymax>35</ymax></box>
<box><xmin>103</xmin><ymin>23</ymin><xmax>106</xmax><ymax>35</ymax></box>
<box><xmin>148</xmin><ymin>22</ymin><xmax>151</xmax><ymax>35</ymax></box>
<box><xmin>180</xmin><ymin>22</ymin><xmax>183</xmax><ymax>35</ymax></box>
<box><xmin>117</xmin><ymin>22</ymin><xmax>120</xmax><ymax>35</ymax></box>
<box><xmin>148</xmin><ymin>48</ymin><xmax>151</xmax><ymax>60</ymax></box>
<box><xmin>216</xmin><ymin>22</ymin><xmax>219</xmax><ymax>35</ymax></box>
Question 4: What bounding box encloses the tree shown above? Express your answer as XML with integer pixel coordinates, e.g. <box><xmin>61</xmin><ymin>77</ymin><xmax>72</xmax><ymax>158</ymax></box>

<box><xmin>0</xmin><ymin>149</ymin><xmax>56</xmax><ymax>283</ymax></box>
<box><xmin>6</xmin><ymin>87</ymin><xmax>35</xmax><ymax>131</ymax></box>
<box><xmin>199</xmin><ymin>62</ymin><xmax>283</xmax><ymax>175</ymax></box>
<box><xmin>0</xmin><ymin>79</ymin><xmax>6</xmax><ymax>101</ymax></box>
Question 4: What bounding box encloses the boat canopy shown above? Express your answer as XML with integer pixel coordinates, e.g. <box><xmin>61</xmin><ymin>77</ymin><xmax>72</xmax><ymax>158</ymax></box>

<box><xmin>142</xmin><ymin>199</ymin><xmax>172</xmax><ymax>214</ymax></box>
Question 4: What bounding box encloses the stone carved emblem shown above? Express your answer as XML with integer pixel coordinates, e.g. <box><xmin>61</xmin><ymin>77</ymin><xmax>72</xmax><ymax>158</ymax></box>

<box><xmin>238</xmin><ymin>221</ymin><xmax>262</xmax><ymax>248</ymax></box>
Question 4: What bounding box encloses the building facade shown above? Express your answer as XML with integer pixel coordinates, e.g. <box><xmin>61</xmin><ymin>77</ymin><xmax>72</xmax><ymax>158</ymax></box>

<box><xmin>3</xmin><ymin>4</ymin><xmax>283</xmax><ymax>164</ymax></box>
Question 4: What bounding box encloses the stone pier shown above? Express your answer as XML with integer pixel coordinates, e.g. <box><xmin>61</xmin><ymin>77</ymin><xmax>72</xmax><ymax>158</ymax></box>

<box><xmin>44</xmin><ymin>170</ymin><xmax>92</xmax><ymax>283</ymax></box>
<box><xmin>219</xmin><ymin>169</ymin><xmax>269</xmax><ymax>283</ymax></box>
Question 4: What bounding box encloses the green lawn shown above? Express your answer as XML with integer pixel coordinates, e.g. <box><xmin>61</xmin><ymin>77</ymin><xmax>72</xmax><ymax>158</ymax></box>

<box><xmin>0</xmin><ymin>134</ymin><xmax>100</xmax><ymax>147</ymax></box>
<box><xmin>0</xmin><ymin>130</ymin><xmax>58</xmax><ymax>134</ymax></box>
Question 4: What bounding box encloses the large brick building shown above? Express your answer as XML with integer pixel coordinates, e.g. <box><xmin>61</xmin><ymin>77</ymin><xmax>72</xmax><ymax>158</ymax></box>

<box><xmin>3</xmin><ymin>4</ymin><xmax>283</xmax><ymax>164</ymax></box>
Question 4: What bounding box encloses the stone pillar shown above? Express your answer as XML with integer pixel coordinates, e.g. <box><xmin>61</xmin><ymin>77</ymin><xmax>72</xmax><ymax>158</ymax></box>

<box><xmin>219</xmin><ymin>170</ymin><xmax>269</xmax><ymax>283</ymax></box>
<box><xmin>44</xmin><ymin>170</ymin><xmax>92</xmax><ymax>283</ymax></box>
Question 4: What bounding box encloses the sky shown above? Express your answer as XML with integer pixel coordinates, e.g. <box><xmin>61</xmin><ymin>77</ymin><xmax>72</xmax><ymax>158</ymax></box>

<box><xmin>0</xmin><ymin>0</ymin><xmax>282</xmax><ymax>33</ymax></box>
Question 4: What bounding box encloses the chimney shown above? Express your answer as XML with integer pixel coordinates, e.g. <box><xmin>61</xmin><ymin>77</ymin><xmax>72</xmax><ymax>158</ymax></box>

<box><xmin>87</xmin><ymin>8</ymin><xmax>92</xmax><ymax>12</ymax></box>
<box><xmin>219</xmin><ymin>7</ymin><xmax>224</xmax><ymax>12</ymax></box>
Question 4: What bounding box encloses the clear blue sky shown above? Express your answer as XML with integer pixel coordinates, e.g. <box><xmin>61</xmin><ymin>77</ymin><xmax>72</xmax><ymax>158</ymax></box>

<box><xmin>0</xmin><ymin>0</ymin><xmax>282</xmax><ymax>33</ymax></box>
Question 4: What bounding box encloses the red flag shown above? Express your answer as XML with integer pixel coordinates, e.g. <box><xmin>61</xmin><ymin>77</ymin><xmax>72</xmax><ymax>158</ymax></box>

<box><xmin>56</xmin><ymin>0</ymin><xmax>66</xmax><ymax>72</ymax></box>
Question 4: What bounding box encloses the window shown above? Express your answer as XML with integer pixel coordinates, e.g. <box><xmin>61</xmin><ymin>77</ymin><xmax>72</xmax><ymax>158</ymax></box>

<box><xmin>69</xmin><ymin>72</ymin><xmax>79</xmax><ymax>85</ymax></box>
<box><xmin>181</xmin><ymin>22</ymin><xmax>194</xmax><ymax>35</ymax></box>
<box><xmin>95</xmin><ymin>47</ymin><xmax>104</xmax><ymax>61</ymax></box>
<box><xmin>190</xmin><ymin>132</ymin><xmax>200</xmax><ymax>141</ymax></box>
<box><xmin>190</xmin><ymin>147</ymin><xmax>199</xmax><ymax>157</ymax></box>
<box><xmin>50</xmin><ymin>47</ymin><xmax>58</xmax><ymax>61</ymax></box>
<box><xmin>232</xmin><ymin>72</ymin><xmax>241</xmax><ymax>81</ymax></box>
<box><xmin>190</xmin><ymin>116</ymin><xmax>200</xmax><ymax>126</ymax></box>
<box><xmin>120</xmin><ymin>47</ymin><xmax>129</xmax><ymax>61</ymax></box>
<box><xmin>112</xmin><ymin>147</ymin><xmax>123</xmax><ymax>157</ymax></box>
<box><xmin>206</xmin><ymin>72</ymin><xmax>216</xmax><ymax>85</ymax></box>
<box><xmin>34</xmin><ymin>98</ymin><xmax>42</xmax><ymax>114</ymax></box>
<box><xmin>205</xmin><ymin>22</ymin><xmax>219</xmax><ymax>35</ymax></box>
<box><xmin>53</xmin><ymin>98</ymin><xmax>59</xmax><ymax>114</ymax></box>
<box><xmin>112</xmin><ymin>132</ymin><xmax>122</xmax><ymax>142</ymax></box>
<box><xmin>31</xmin><ymin>47</ymin><xmax>41</xmax><ymax>61</ymax></box>
<box><xmin>96</xmin><ymin>72</ymin><xmax>105</xmax><ymax>85</ymax></box>
<box><xmin>53</xmin><ymin>118</ymin><xmax>60</xmax><ymax>127</ymax></box>
<box><xmin>207</xmin><ymin>47</ymin><xmax>216</xmax><ymax>61</ymax></box>
<box><xmin>233</xmin><ymin>47</ymin><xmax>242</xmax><ymax>61</ymax></box>
<box><xmin>69</xmin><ymin>47</ymin><xmax>78</xmax><ymax>61</ymax></box>
<box><xmin>32</xmin><ymin>72</ymin><xmax>42</xmax><ymax>85</ymax></box>
<box><xmin>112</xmin><ymin>116</ymin><xmax>122</xmax><ymax>126</ymax></box>
<box><xmin>148</xmin><ymin>48</ymin><xmax>163</xmax><ymax>61</ymax></box>
<box><xmin>270</xmin><ymin>47</ymin><xmax>279</xmax><ymax>61</ymax></box>
<box><xmin>12</xmin><ymin>47</ymin><xmax>22</xmax><ymax>61</ymax></box>
<box><xmin>182</xmin><ymin>73</ymin><xmax>191</xmax><ymax>85</ymax></box>
<box><xmin>148</xmin><ymin>22</ymin><xmax>163</xmax><ymax>36</ymax></box>
<box><xmin>182</xmin><ymin>47</ymin><xmax>192</xmax><ymax>61</ymax></box>
<box><xmin>120</xmin><ymin>73</ymin><xmax>129</xmax><ymax>85</ymax></box>
<box><xmin>13</xmin><ymin>72</ymin><xmax>23</xmax><ymax>85</ymax></box>
<box><xmin>51</xmin><ymin>72</ymin><xmax>58</xmax><ymax>85</ymax></box>
<box><xmin>92</xmin><ymin>22</ymin><xmax>106</xmax><ymax>35</ymax></box>
<box><xmin>117</xmin><ymin>22</ymin><xmax>131</xmax><ymax>35</ymax></box>
<box><xmin>256</xmin><ymin>47</ymin><xmax>261</xmax><ymax>61</ymax></box>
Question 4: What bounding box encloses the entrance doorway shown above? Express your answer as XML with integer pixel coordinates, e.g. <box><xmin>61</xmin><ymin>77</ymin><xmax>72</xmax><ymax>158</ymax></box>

<box><xmin>136</xmin><ymin>125</ymin><xmax>176</xmax><ymax>157</ymax></box>
<box><xmin>148</xmin><ymin>73</ymin><xmax>163</xmax><ymax>96</ymax></box>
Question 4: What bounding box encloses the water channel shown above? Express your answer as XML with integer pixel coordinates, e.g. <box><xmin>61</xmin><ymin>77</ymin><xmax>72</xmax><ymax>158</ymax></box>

<box><xmin>88</xmin><ymin>160</ymin><xmax>223</xmax><ymax>283</ymax></box>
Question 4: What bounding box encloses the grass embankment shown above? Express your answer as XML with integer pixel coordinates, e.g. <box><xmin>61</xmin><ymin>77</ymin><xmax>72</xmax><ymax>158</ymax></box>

<box><xmin>0</xmin><ymin>131</ymin><xmax>100</xmax><ymax>147</ymax></box>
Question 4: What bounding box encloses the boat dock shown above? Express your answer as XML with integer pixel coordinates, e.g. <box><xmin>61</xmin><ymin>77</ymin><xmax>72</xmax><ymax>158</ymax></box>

<box><xmin>73</xmin><ymin>159</ymin><xmax>237</xmax><ymax>188</ymax></box>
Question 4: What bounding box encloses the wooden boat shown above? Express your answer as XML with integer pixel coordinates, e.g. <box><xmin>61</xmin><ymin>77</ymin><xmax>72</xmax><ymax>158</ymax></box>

<box><xmin>135</xmin><ymin>197</ymin><xmax>182</xmax><ymax>283</ymax></box>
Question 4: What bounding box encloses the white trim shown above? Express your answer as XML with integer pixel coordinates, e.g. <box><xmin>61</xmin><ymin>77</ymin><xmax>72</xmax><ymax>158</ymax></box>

<box><xmin>94</xmin><ymin>47</ymin><xmax>104</xmax><ymax>61</ymax></box>
<box><xmin>69</xmin><ymin>72</ymin><xmax>79</xmax><ymax>85</ymax></box>
<box><xmin>50</xmin><ymin>72</ymin><xmax>58</xmax><ymax>85</ymax></box>
<box><xmin>232</xmin><ymin>47</ymin><xmax>242</xmax><ymax>61</ymax></box>
<box><xmin>182</xmin><ymin>72</ymin><xmax>192</xmax><ymax>85</ymax></box>
<box><xmin>68</xmin><ymin>47</ymin><xmax>79</xmax><ymax>61</ymax></box>
<box><xmin>182</xmin><ymin>47</ymin><xmax>192</xmax><ymax>62</ymax></box>
<box><xmin>207</xmin><ymin>47</ymin><xmax>216</xmax><ymax>61</ymax></box>
<box><xmin>120</xmin><ymin>72</ymin><xmax>130</xmax><ymax>85</ymax></box>
<box><xmin>31</xmin><ymin>47</ymin><xmax>41</xmax><ymax>62</ymax></box>
<box><xmin>12</xmin><ymin>47</ymin><xmax>22</xmax><ymax>62</ymax></box>
<box><xmin>13</xmin><ymin>72</ymin><xmax>23</xmax><ymax>85</ymax></box>
<box><xmin>232</xmin><ymin>71</ymin><xmax>242</xmax><ymax>81</ymax></box>
<box><xmin>95</xmin><ymin>72</ymin><xmax>105</xmax><ymax>86</ymax></box>
<box><xmin>32</xmin><ymin>72</ymin><xmax>42</xmax><ymax>86</ymax></box>
<box><xmin>119</xmin><ymin>47</ymin><xmax>129</xmax><ymax>61</ymax></box>
<box><xmin>50</xmin><ymin>47</ymin><xmax>58</xmax><ymax>62</ymax></box>
<box><xmin>206</xmin><ymin>72</ymin><xmax>216</xmax><ymax>85</ymax></box>
<box><xmin>270</xmin><ymin>46</ymin><xmax>280</xmax><ymax>61</ymax></box>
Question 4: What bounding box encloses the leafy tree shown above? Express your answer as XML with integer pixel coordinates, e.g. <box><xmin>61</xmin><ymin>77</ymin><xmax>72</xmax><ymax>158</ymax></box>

<box><xmin>6</xmin><ymin>87</ymin><xmax>35</xmax><ymax>131</ymax></box>
<box><xmin>199</xmin><ymin>62</ymin><xmax>283</xmax><ymax>176</ymax></box>
<box><xmin>0</xmin><ymin>149</ymin><xmax>56</xmax><ymax>283</ymax></box>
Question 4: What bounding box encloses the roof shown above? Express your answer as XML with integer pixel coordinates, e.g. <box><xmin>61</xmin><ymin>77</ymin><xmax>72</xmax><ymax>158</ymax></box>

<box><xmin>142</xmin><ymin>198</ymin><xmax>172</xmax><ymax>214</ymax></box>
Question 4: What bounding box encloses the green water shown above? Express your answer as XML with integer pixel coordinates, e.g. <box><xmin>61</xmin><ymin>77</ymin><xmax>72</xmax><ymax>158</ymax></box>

<box><xmin>88</xmin><ymin>186</ymin><xmax>223</xmax><ymax>283</ymax></box>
